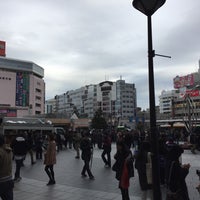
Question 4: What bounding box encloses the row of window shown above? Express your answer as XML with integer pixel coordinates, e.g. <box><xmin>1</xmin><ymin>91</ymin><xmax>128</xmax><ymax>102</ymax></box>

<box><xmin>0</xmin><ymin>76</ymin><xmax>11</xmax><ymax>80</ymax></box>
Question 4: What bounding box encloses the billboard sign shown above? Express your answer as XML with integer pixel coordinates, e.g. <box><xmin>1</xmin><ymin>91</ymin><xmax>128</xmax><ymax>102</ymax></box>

<box><xmin>15</xmin><ymin>72</ymin><xmax>29</xmax><ymax>107</ymax></box>
<box><xmin>0</xmin><ymin>41</ymin><xmax>6</xmax><ymax>57</ymax></box>
<box><xmin>186</xmin><ymin>89</ymin><xmax>200</xmax><ymax>97</ymax></box>
<box><xmin>179</xmin><ymin>89</ymin><xmax>200</xmax><ymax>98</ymax></box>
<box><xmin>173</xmin><ymin>74</ymin><xmax>194</xmax><ymax>89</ymax></box>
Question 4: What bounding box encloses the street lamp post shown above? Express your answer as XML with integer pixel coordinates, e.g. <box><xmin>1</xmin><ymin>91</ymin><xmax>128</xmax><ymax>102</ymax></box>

<box><xmin>132</xmin><ymin>1</ymin><xmax>166</xmax><ymax>200</ymax></box>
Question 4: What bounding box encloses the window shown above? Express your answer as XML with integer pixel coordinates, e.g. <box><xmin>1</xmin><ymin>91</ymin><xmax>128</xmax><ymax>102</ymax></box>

<box><xmin>35</xmin><ymin>88</ymin><xmax>41</xmax><ymax>93</ymax></box>
<box><xmin>35</xmin><ymin>103</ymin><xmax>41</xmax><ymax>108</ymax></box>
<box><xmin>36</xmin><ymin>96</ymin><xmax>41</xmax><ymax>100</ymax></box>
<box><xmin>0</xmin><ymin>76</ymin><xmax>12</xmax><ymax>80</ymax></box>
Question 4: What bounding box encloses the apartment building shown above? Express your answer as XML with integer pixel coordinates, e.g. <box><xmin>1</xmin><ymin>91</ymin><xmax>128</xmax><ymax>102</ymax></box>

<box><xmin>52</xmin><ymin>85</ymin><xmax>97</xmax><ymax>118</ymax></box>
<box><xmin>47</xmin><ymin>79</ymin><xmax>137</xmax><ymax>122</ymax></box>
<box><xmin>159</xmin><ymin>90</ymin><xmax>179</xmax><ymax>115</ymax></box>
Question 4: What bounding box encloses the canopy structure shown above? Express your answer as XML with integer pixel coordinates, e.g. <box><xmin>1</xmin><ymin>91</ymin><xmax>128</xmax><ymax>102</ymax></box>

<box><xmin>0</xmin><ymin>117</ymin><xmax>54</xmax><ymax>135</ymax></box>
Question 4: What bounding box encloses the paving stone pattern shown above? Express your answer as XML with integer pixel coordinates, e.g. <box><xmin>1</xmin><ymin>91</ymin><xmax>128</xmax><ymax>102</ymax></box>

<box><xmin>13</xmin><ymin>145</ymin><xmax>200</xmax><ymax>200</ymax></box>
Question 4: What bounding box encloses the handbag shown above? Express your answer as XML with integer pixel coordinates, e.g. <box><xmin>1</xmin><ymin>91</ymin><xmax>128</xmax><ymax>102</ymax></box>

<box><xmin>146</xmin><ymin>152</ymin><xmax>152</xmax><ymax>184</ymax></box>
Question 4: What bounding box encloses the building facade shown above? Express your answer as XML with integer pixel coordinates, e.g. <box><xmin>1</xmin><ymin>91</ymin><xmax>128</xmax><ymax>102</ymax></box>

<box><xmin>159</xmin><ymin>60</ymin><xmax>200</xmax><ymax>120</ymax></box>
<box><xmin>51</xmin><ymin>85</ymin><xmax>97</xmax><ymax>119</ymax></box>
<box><xmin>0</xmin><ymin>57</ymin><xmax>45</xmax><ymax>117</ymax></box>
<box><xmin>45</xmin><ymin>98</ymin><xmax>56</xmax><ymax>114</ymax></box>
<box><xmin>46</xmin><ymin>79</ymin><xmax>137</xmax><ymax>124</ymax></box>
<box><xmin>159</xmin><ymin>90</ymin><xmax>179</xmax><ymax>116</ymax></box>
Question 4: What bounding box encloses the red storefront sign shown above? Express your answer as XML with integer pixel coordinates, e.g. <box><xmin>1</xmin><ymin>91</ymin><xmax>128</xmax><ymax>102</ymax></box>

<box><xmin>0</xmin><ymin>41</ymin><xmax>6</xmax><ymax>57</ymax></box>
<box><xmin>185</xmin><ymin>89</ymin><xmax>200</xmax><ymax>97</ymax></box>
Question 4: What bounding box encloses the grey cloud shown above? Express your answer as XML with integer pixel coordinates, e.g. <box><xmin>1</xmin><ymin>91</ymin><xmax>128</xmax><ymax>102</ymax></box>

<box><xmin>1</xmin><ymin>0</ymin><xmax>200</xmax><ymax>109</ymax></box>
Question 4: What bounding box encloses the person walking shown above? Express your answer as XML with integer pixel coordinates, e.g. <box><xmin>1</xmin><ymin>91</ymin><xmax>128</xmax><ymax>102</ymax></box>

<box><xmin>101</xmin><ymin>132</ymin><xmax>112</xmax><ymax>168</ymax></box>
<box><xmin>112</xmin><ymin>141</ymin><xmax>134</xmax><ymax>200</ymax></box>
<box><xmin>80</xmin><ymin>132</ymin><xmax>94</xmax><ymax>180</ymax></box>
<box><xmin>26</xmin><ymin>132</ymin><xmax>36</xmax><ymax>165</ymax></box>
<box><xmin>73</xmin><ymin>131</ymin><xmax>81</xmax><ymax>159</ymax></box>
<box><xmin>0</xmin><ymin>135</ymin><xmax>14</xmax><ymax>200</ymax></box>
<box><xmin>44</xmin><ymin>133</ymin><xmax>57</xmax><ymax>185</ymax></box>
<box><xmin>11</xmin><ymin>134</ymin><xmax>27</xmax><ymax>182</ymax></box>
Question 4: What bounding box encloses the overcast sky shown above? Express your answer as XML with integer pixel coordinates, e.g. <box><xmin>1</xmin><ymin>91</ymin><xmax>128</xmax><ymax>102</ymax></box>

<box><xmin>1</xmin><ymin>0</ymin><xmax>200</xmax><ymax>110</ymax></box>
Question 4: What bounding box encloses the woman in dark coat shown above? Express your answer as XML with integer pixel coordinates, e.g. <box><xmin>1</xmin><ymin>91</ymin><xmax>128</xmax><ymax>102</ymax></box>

<box><xmin>168</xmin><ymin>145</ymin><xmax>190</xmax><ymax>200</ymax></box>
<box><xmin>134</xmin><ymin>140</ymin><xmax>151</xmax><ymax>190</ymax></box>
<box><xmin>112</xmin><ymin>141</ymin><xmax>133</xmax><ymax>200</ymax></box>
<box><xmin>80</xmin><ymin>132</ymin><xmax>94</xmax><ymax>179</ymax></box>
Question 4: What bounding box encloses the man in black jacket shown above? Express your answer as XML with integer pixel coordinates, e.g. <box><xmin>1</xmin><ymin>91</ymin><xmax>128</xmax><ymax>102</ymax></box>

<box><xmin>80</xmin><ymin>132</ymin><xmax>94</xmax><ymax>180</ymax></box>
<box><xmin>12</xmin><ymin>134</ymin><xmax>27</xmax><ymax>182</ymax></box>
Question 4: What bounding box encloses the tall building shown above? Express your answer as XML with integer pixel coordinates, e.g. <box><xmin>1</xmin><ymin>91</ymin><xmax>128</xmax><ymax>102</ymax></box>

<box><xmin>45</xmin><ymin>98</ymin><xmax>56</xmax><ymax>114</ymax></box>
<box><xmin>115</xmin><ymin>79</ymin><xmax>137</xmax><ymax>120</ymax></box>
<box><xmin>48</xmin><ymin>79</ymin><xmax>137</xmax><ymax>123</ymax></box>
<box><xmin>0</xmin><ymin>56</ymin><xmax>45</xmax><ymax>117</ymax></box>
<box><xmin>159</xmin><ymin>90</ymin><xmax>179</xmax><ymax>115</ymax></box>
<box><xmin>159</xmin><ymin>59</ymin><xmax>200</xmax><ymax>119</ymax></box>
<box><xmin>172</xmin><ymin>60</ymin><xmax>200</xmax><ymax>119</ymax></box>
<box><xmin>96</xmin><ymin>81</ymin><xmax>116</xmax><ymax>119</ymax></box>
<box><xmin>96</xmin><ymin>80</ymin><xmax>137</xmax><ymax>121</ymax></box>
<box><xmin>52</xmin><ymin>85</ymin><xmax>97</xmax><ymax>118</ymax></box>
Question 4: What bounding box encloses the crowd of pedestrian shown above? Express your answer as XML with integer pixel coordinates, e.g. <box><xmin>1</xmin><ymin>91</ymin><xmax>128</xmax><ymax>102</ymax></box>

<box><xmin>0</xmin><ymin>128</ymin><xmax>198</xmax><ymax>200</ymax></box>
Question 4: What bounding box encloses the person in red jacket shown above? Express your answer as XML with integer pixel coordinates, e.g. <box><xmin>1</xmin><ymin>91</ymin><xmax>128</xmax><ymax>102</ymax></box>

<box><xmin>112</xmin><ymin>141</ymin><xmax>133</xmax><ymax>200</ymax></box>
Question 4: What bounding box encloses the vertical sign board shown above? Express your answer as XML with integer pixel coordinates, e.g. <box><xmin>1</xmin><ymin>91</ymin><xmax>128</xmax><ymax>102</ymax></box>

<box><xmin>15</xmin><ymin>72</ymin><xmax>29</xmax><ymax>106</ymax></box>
<box><xmin>0</xmin><ymin>41</ymin><xmax>6</xmax><ymax>57</ymax></box>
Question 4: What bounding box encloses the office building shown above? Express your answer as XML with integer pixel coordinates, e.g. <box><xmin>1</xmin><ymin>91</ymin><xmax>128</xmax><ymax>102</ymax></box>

<box><xmin>0</xmin><ymin>56</ymin><xmax>45</xmax><ymax>117</ymax></box>
<box><xmin>47</xmin><ymin>79</ymin><xmax>137</xmax><ymax>123</ymax></box>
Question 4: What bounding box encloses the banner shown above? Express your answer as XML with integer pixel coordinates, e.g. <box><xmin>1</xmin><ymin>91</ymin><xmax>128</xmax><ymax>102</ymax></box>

<box><xmin>15</xmin><ymin>72</ymin><xmax>29</xmax><ymax>106</ymax></box>
<box><xmin>0</xmin><ymin>41</ymin><xmax>6</xmax><ymax>57</ymax></box>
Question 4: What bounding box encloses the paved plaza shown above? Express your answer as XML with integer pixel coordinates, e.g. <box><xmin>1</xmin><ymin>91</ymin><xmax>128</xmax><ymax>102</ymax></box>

<box><xmin>13</xmin><ymin>144</ymin><xmax>200</xmax><ymax>200</ymax></box>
